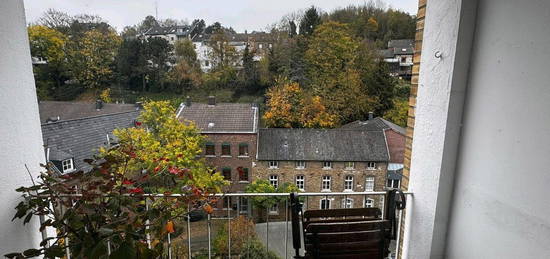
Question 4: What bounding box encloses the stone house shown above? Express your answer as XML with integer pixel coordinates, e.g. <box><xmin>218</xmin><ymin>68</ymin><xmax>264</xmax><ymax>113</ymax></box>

<box><xmin>254</xmin><ymin>128</ymin><xmax>390</xmax><ymax>216</ymax></box>
<box><xmin>177</xmin><ymin>96</ymin><xmax>259</xmax><ymax>214</ymax></box>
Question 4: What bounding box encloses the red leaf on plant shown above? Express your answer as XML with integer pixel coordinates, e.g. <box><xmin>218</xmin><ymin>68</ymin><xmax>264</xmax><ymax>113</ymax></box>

<box><xmin>122</xmin><ymin>179</ymin><xmax>134</xmax><ymax>185</ymax></box>
<box><xmin>168</xmin><ymin>167</ymin><xmax>180</xmax><ymax>175</ymax></box>
<box><xmin>154</xmin><ymin>166</ymin><xmax>161</xmax><ymax>172</ymax></box>
<box><xmin>135</xmin><ymin>121</ymin><xmax>142</xmax><ymax>126</ymax></box>
<box><xmin>128</xmin><ymin>188</ymin><xmax>144</xmax><ymax>194</ymax></box>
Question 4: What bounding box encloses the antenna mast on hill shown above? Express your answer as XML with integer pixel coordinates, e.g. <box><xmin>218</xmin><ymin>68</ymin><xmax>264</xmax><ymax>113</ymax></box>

<box><xmin>155</xmin><ymin>0</ymin><xmax>159</xmax><ymax>20</ymax></box>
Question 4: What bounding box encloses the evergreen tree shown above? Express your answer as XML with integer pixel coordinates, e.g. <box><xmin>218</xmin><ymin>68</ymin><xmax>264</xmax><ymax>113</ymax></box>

<box><xmin>299</xmin><ymin>6</ymin><xmax>322</xmax><ymax>36</ymax></box>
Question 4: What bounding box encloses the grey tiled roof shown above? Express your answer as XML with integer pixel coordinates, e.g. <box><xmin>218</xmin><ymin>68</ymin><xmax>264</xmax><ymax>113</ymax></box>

<box><xmin>177</xmin><ymin>103</ymin><xmax>258</xmax><ymax>133</ymax></box>
<box><xmin>39</xmin><ymin>101</ymin><xmax>138</xmax><ymax>124</ymax></box>
<box><xmin>257</xmin><ymin>128</ymin><xmax>389</xmax><ymax>162</ymax></box>
<box><xmin>341</xmin><ymin>118</ymin><xmax>406</xmax><ymax>135</ymax></box>
<box><xmin>41</xmin><ymin>111</ymin><xmax>140</xmax><ymax>171</ymax></box>
<box><xmin>144</xmin><ymin>25</ymin><xmax>191</xmax><ymax>36</ymax></box>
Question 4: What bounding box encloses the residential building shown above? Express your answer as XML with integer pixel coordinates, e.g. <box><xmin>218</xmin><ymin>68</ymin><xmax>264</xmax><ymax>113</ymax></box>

<box><xmin>41</xmin><ymin>110</ymin><xmax>140</xmax><ymax>173</ymax></box>
<box><xmin>380</xmin><ymin>39</ymin><xmax>414</xmax><ymax>79</ymax></box>
<box><xmin>255</xmin><ymin>128</ymin><xmax>390</xmax><ymax>215</ymax></box>
<box><xmin>177</xmin><ymin>96</ymin><xmax>259</xmax><ymax>214</ymax></box>
<box><xmin>141</xmin><ymin>25</ymin><xmax>192</xmax><ymax>44</ymax></box>
<box><xmin>341</xmin><ymin>116</ymin><xmax>406</xmax><ymax>190</ymax></box>
<box><xmin>192</xmin><ymin>32</ymin><xmax>273</xmax><ymax>72</ymax></box>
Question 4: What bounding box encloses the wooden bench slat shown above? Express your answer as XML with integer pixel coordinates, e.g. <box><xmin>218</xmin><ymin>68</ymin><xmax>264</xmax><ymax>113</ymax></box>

<box><xmin>305</xmin><ymin>220</ymin><xmax>391</xmax><ymax>233</ymax></box>
<box><xmin>304</xmin><ymin>207</ymin><xmax>382</xmax><ymax>219</ymax></box>
<box><xmin>305</xmin><ymin>230</ymin><xmax>384</xmax><ymax>243</ymax></box>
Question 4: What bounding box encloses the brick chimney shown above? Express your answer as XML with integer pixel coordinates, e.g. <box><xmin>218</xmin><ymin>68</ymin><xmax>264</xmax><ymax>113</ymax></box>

<box><xmin>185</xmin><ymin>96</ymin><xmax>192</xmax><ymax>107</ymax></box>
<box><xmin>368</xmin><ymin>111</ymin><xmax>374</xmax><ymax>120</ymax></box>
<box><xmin>208</xmin><ymin>96</ymin><xmax>216</xmax><ymax>106</ymax></box>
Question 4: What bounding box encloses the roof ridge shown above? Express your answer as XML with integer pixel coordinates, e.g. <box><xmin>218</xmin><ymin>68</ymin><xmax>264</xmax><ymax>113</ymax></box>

<box><xmin>41</xmin><ymin>110</ymin><xmax>140</xmax><ymax>126</ymax></box>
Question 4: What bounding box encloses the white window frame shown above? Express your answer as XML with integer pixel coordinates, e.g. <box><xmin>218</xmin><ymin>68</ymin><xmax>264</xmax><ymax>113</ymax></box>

<box><xmin>344</xmin><ymin>175</ymin><xmax>354</xmax><ymax>191</ymax></box>
<box><xmin>295</xmin><ymin>161</ymin><xmax>306</xmax><ymax>169</ymax></box>
<box><xmin>342</xmin><ymin>198</ymin><xmax>354</xmax><ymax>208</ymax></box>
<box><xmin>321</xmin><ymin>175</ymin><xmax>331</xmax><ymax>191</ymax></box>
<box><xmin>269</xmin><ymin>203</ymin><xmax>278</xmax><ymax>214</ymax></box>
<box><xmin>345</xmin><ymin>162</ymin><xmax>355</xmax><ymax>170</ymax></box>
<box><xmin>295</xmin><ymin>175</ymin><xmax>305</xmax><ymax>191</ymax></box>
<box><xmin>364</xmin><ymin>198</ymin><xmax>374</xmax><ymax>208</ymax></box>
<box><xmin>268</xmin><ymin>161</ymin><xmax>279</xmax><ymax>169</ymax></box>
<box><xmin>320</xmin><ymin>198</ymin><xmax>331</xmax><ymax>210</ymax></box>
<box><xmin>387</xmin><ymin>179</ymin><xmax>401</xmax><ymax>189</ymax></box>
<box><xmin>367</xmin><ymin>162</ymin><xmax>377</xmax><ymax>170</ymax></box>
<box><xmin>365</xmin><ymin>176</ymin><xmax>375</xmax><ymax>192</ymax></box>
<box><xmin>269</xmin><ymin>175</ymin><xmax>278</xmax><ymax>189</ymax></box>
<box><xmin>322</xmin><ymin>161</ymin><xmax>332</xmax><ymax>169</ymax></box>
<box><xmin>62</xmin><ymin>159</ymin><xmax>74</xmax><ymax>172</ymax></box>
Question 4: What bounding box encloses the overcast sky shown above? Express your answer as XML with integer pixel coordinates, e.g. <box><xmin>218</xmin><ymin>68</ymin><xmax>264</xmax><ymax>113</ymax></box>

<box><xmin>23</xmin><ymin>0</ymin><xmax>417</xmax><ymax>32</ymax></box>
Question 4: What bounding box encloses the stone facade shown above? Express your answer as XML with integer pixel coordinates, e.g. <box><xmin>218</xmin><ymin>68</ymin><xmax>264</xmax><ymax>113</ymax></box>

<box><xmin>253</xmin><ymin>160</ymin><xmax>388</xmax><ymax>216</ymax></box>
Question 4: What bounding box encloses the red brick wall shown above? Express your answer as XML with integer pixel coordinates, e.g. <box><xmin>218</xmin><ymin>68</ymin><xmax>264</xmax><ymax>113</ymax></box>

<box><xmin>386</xmin><ymin>129</ymin><xmax>406</xmax><ymax>164</ymax></box>
<box><xmin>202</xmin><ymin>133</ymin><xmax>257</xmax><ymax>193</ymax></box>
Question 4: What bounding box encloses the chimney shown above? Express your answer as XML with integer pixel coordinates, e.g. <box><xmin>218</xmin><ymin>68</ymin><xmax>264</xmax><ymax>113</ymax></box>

<box><xmin>185</xmin><ymin>96</ymin><xmax>192</xmax><ymax>107</ymax></box>
<box><xmin>208</xmin><ymin>96</ymin><xmax>216</xmax><ymax>106</ymax></box>
<box><xmin>95</xmin><ymin>99</ymin><xmax>103</xmax><ymax>110</ymax></box>
<box><xmin>135</xmin><ymin>102</ymin><xmax>143</xmax><ymax>110</ymax></box>
<box><xmin>368</xmin><ymin>111</ymin><xmax>374</xmax><ymax>120</ymax></box>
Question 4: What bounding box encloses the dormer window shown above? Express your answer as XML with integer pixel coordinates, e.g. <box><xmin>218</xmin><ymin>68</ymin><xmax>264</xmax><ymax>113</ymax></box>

<box><xmin>268</xmin><ymin>161</ymin><xmax>279</xmax><ymax>169</ymax></box>
<box><xmin>62</xmin><ymin>159</ymin><xmax>74</xmax><ymax>173</ymax></box>
<box><xmin>345</xmin><ymin>162</ymin><xmax>355</xmax><ymax>170</ymax></box>
<box><xmin>322</xmin><ymin>161</ymin><xmax>332</xmax><ymax>169</ymax></box>
<box><xmin>367</xmin><ymin>162</ymin><xmax>377</xmax><ymax>170</ymax></box>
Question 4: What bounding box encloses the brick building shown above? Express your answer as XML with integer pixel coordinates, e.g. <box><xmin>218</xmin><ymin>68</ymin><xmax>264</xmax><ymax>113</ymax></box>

<box><xmin>177</xmin><ymin>97</ymin><xmax>259</xmax><ymax>214</ymax></box>
<box><xmin>255</xmin><ymin>128</ymin><xmax>390</xmax><ymax>216</ymax></box>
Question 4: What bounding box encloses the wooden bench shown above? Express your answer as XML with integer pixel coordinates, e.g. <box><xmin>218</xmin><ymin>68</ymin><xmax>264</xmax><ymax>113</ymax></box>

<box><xmin>290</xmin><ymin>190</ymin><xmax>405</xmax><ymax>259</ymax></box>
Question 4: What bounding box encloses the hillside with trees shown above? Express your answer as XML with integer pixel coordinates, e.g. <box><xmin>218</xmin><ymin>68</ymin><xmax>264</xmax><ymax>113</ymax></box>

<box><xmin>28</xmin><ymin>2</ymin><xmax>415</xmax><ymax>127</ymax></box>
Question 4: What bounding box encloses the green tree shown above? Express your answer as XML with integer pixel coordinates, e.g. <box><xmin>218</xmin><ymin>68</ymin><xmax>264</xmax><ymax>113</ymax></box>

<box><xmin>67</xmin><ymin>29</ymin><xmax>122</xmax><ymax>90</ymax></box>
<box><xmin>117</xmin><ymin>38</ymin><xmax>149</xmax><ymax>91</ymax></box>
<box><xmin>28</xmin><ymin>25</ymin><xmax>68</xmax><ymax>99</ymax></box>
<box><xmin>305</xmin><ymin>21</ymin><xmax>375</xmax><ymax>124</ymax></box>
<box><xmin>383</xmin><ymin>98</ymin><xmax>408</xmax><ymax>127</ymax></box>
<box><xmin>145</xmin><ymin>37</ymin><xmax>174</xmax><ymax>91</ymax></box>
<box><xmin>245</xmin><ymin>179</ymin><xmax>299</xmax><ymax>209</ymax></box>
<box><xmin>299</xmin><ymin>6</ymin><xmax>322</xmax><ymax>36</ymax></box>
<box><xmin>207</xmin><ymin>29</ymin><xmax>238</xmax><ymax>69</ymax></box>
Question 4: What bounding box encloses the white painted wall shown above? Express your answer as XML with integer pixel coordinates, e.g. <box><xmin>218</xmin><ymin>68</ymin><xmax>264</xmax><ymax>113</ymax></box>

<box><xmin>405</xmin><ymin>0</ymin><xmax>550</xmax><ymax>258</ymax></box>
<box><xmin>0</xmin><ymin>0</ymin><xmax>45</xmax><ymax>255</ymax></box>
<box><xmin>445</xmin><ymin>0</ymin><xmax>550</xmax><ymax>258</ymax></box>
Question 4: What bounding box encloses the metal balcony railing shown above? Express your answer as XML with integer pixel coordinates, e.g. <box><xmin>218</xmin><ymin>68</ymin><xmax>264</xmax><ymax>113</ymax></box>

<box><xmin>46</xmin><ymin>191</ymin><xmax>412</xmax><ymax>259</ymax></box>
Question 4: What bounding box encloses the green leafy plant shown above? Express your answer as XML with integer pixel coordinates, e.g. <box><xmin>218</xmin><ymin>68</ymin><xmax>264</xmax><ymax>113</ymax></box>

<box><xmin>6</xmin><ymin>101</ymin><xmax>225</xmax><ymax>258</ymax></box>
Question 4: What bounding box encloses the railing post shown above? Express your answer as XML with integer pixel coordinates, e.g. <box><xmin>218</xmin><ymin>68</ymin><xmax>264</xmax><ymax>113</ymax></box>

<box><xmin>266</xmin><ymin>206</ymin><xmax>269</xmax><ymax>255</ymax></box>
<box><xmin>285</xmin><ymin>198</ymin><xmax>289</xmax><ymax>259</ymax></box>
<box><xmin>167</xmin><ymin>232</ymin><xmax>172</xmax><ymax>259</ymax></box>
<box><xmin>187</xmin><ymin>204</ymin><xmax>192</xmax><ymax>259</ymax></box>
<box><xmin>207</xmin><ymin>213</ymin><xmax>212</xmax><ymax>259</ymax></box>
<box><xmin>228</xmin><ymin>197</ymin><xmax>231</xmax><ymax>259</ymax></box>
<box><xmin>145</xmin><ymin>198</ymin><xmax>151</xmax><ymax>249</ymax></box>
<box><xmin>395</xmin><ymin>208</ymin><xmax>403</xmax><ymax>259</ymax></box>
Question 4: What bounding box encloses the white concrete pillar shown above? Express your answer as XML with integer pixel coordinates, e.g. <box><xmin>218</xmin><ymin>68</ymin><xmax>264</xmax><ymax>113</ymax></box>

<box><xmin>0</xmin><ymin>0</ymin><xmax>45</xmax><ymax>255</ymax></box>
<box><xmin>402</xmin><ymin>0</ymin><xmax>478</xmax><ymax>258</ymax></box>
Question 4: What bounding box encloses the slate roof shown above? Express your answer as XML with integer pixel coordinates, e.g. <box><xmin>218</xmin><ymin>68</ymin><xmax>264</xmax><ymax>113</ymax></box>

<box><xmin>144</xmin><ymin>25</ymin><xmax>191</xmax><ymax>36</ymax></box>
<box><xmin>257</xmin><ymin>128</ymin><xmax>389</xmax><ymax>162</ymax></box>
<box><xmin>39</xmin><ymin>101</ymin><xmax>139</xmax><ymax>124</ymax></box>
<box><xmin>382</xmin><ymin>39</ymin><xmax>414</xmax><ymax>56</ymax></box>
<box><xmin>177</xmin><ymin>102</ymin><xmax>258</xmax><ymax>133</ymax></box>
<box><xmin>41</xmin><ymin>111</ymin><xmax>140</xmax><ymax>171</ymax></box>
<box><xmin>341</xmin><ymin>117</ymin><xmax>406</xmax><ymax>135</ymax></box>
